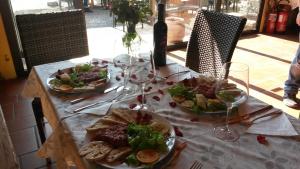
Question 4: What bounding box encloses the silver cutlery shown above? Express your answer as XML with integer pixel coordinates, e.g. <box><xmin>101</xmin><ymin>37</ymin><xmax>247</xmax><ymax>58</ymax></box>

<box><xmin>229</xmin><ymin>105</ymin><xmax>274</xmax><ymax>124</ymax></box>
<box><xmin>241</xmin><ymin>110</ymin><xmax>282</xmax><ymax>126</ymax></box>
<box><xmin>156</xmin><ymin>70</ymin><xmax>190</xmax><ymax>81</ymax></box>
<box><xmin>73</xmin><ymin>93</ymin><xmax>121</xmax><ymax>113</ymax></box>
<box><xmin>240</xmin><ymin>105</ymin><xmax>273</xmax><ymax>119</ymax></box>
<box><xmin>61</xmin><ymin>100</ymin><xmax>115</xmax><ymax>121</ymax></box>
<box><xmin>164</xmin><ymin>70</ymin><xmax>190</xmax><ymax>79</ymax></box>
<box><xmin>70</xmin><ymin>97</ymin><xmax>90</xmax><ymax>105</ymax></box>
<box><xmin>189</xmin><ymin>161</ymin><xmax>203</xmax><ymax>169</ymax></box>
<box><xmin>70</xmin><ymin>85</ymin><xmax>120</xmax><ymax>104</ymax></box>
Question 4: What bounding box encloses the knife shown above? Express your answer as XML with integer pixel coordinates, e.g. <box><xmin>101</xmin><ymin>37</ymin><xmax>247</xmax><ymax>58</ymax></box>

<box><xmin>241</xmin><ymin>110</ymin><xmax>282</xmax><ymax>126</ymax></box>
<box><xmin>156</xmin><ymin>70</ymin><xmax>191</xmax><ymax>81</ymax></box>
<box><xmin>72</xmin><ymin>92</ymin><xmax>121</xmax><ymax>113</ymax></box>
<box><xmin>70</xmin><ymin>85</ymin><xmax>119</xmax><ymax>104</ymax></box>
<box><xmin>240</xmin><ymin>105</ymin><xmax>273</xmax><ymax>119</ymax></box>
<box><xmin>164</xmin><ymin>70</ymin><xmax>190</xmax><ymax>79</ymax></box>
<box><xmin>228</xmin><ymin>105</ymin><xmax>273</xmax><ymax>124</ymax></box>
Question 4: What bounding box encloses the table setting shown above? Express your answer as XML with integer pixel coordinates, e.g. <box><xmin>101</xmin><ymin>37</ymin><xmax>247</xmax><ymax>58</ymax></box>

<box><xmin>21</xmin><ymin>50</ymin><xmax>300</xmax><ymax>169</ymax></box>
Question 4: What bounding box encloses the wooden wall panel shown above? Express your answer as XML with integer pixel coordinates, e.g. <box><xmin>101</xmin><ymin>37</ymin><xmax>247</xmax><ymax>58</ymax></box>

<box><xmin>0</xmin><ymin>13</ymin><xmax>17</xmax><ymax>79</ymax></box>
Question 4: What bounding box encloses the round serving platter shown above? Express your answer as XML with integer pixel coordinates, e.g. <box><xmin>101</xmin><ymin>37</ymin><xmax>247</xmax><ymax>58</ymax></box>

<box><xmin>46</xmin><ymin>66</ymin><xmax>110</xmax><ymax>94</ymax></box>
<box><xmin>88</xmin><ymin>107</ymin><xmax>176</xmax><ymax>169</ymax></box>
<box><xmin>175</xmin><ymin>103</ymin><xmax>226</xmax><ymax>115</ymax></box>
<box><xmin>168</xmin><ymin>75</ymin><xmax>228</xmax><ymax>115</ymax></box>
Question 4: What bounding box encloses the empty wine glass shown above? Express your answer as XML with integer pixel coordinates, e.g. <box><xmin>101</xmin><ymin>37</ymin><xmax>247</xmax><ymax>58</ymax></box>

<box><xmin>214</xmin><ymin>62</ymin><xmax>249</xmax><ymax>142</ymax></box>
<box><xmin>113</xmin><ymin>54</ymin><xmax>136</xmax><ymax>98</ymax></box>
<box><xmin>130</xmin><ymin>52</ymin><xmax>156</xmax><ymax>111</ymax></box>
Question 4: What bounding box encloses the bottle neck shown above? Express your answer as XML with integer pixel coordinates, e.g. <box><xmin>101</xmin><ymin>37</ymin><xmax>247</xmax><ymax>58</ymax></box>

<box><xmin>157</xmin><ymin>4</ymin><xmax>165</xmax><ymax>21</ymax></box>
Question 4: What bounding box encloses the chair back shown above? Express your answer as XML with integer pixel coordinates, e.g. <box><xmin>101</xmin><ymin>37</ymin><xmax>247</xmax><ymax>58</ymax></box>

<box><xmin>16</xmin><ymin>9</ymin><xmax>89</xmax><ymax>71</ymax></box>
<box><xmin>186</xmin><ymin>10</ymin><xmax>246</xmax><ymax>77</ymax></box>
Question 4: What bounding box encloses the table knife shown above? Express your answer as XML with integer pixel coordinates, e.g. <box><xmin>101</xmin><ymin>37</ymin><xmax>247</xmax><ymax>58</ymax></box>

<box><xmin>240</xmin><ymin>105</ymin><xmax>273</xmax><ymax>119</ymax></box>
<box><xmin>72</xmin><ymin>92</ymin><xmax>121</xmax><ymax>113</ymax></box>
<box><xmin>229</xmin><ymin>105</ymin><xmax>273</xmax><ymax>124</ymax></box>
<box><xmin>70</xmin><ymin>85</ymin><xmax>119</xmax><ymax>104</ymax></box>
<box><xmin>241</xmin><ymin>110</ymin><xmax>282</xmax><ymax>126</ymax></box>
<box><xmin>156</xmin><ymin>70</ymin><xmax>190</xmax><ymax>81</ymax></box>
<box><xmin>164</xmin><ymin>70</ymin><xmax>190</xmax><ymax>79</ymax></box>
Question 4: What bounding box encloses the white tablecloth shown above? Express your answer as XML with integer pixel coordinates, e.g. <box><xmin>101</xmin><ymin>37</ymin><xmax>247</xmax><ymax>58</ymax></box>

<box><xmin>22</xmin><ymin>58</ymin><xmax>300</xmax><ymax>169</ymax></box>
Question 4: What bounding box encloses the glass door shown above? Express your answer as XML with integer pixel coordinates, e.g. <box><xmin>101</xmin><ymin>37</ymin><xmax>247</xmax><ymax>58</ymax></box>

<box><xmin>10</xmin><ymin>0</ymin><xmax>80</xmax><ymax>12</ymax></box>
<box><xmin>207</xmin><ymin>0</ymin><xmax>262</xmax><ymax>32</ymax></box>
<box><xmin>161</xmin><ymin>0</ymin><xmax>262</xmax><ymax>45</ymax></box>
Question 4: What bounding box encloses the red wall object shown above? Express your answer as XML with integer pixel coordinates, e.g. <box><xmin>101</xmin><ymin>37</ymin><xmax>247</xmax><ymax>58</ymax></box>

<box><xmin>266</xmin><ymin>13</ymin><xmax>277</xmax><ymax>34</ymax></box>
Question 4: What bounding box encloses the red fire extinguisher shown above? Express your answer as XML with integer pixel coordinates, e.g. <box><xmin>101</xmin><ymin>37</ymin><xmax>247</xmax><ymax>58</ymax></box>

<box><xmin>276</xmin><ymin>4</ymin><xmax>291</xmax><ymax>33</ymax></box>
<box><xmin>266</xmin><ymin>13</ymin><xmax>277</xmax><ymax>34</ymax></box>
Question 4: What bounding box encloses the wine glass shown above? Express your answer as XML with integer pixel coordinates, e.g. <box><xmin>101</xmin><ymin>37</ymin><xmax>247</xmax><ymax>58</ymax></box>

<box><xmin>113</xmin><ymin>54</ymin><xmax>136</xmax><ymax>98</ymax></box>
<box><xmin>214</xmin><ymin>62</ymin><xmax>249</xmax><ymax>142</ymax></box>
<box><xmin>130</xmin><ymin>52</ymin><xmax>156</xmax><ymax>111</ymax></box>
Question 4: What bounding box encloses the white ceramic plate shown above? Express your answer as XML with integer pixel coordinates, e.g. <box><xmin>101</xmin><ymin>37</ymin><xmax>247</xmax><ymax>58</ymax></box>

<box><xmin>46</xmin><ymin>66</ymin><xmax>110</xmax><ymax>94</ymax></box>
<box><xmin>92</xmin><ymin>106</ymin><xmax>176</xmax><ymax>169</ymax></box>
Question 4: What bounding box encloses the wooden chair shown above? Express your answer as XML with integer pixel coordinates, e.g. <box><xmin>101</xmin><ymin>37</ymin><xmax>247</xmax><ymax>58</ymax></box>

<box><xmin>16</xmin><ymin>9</ymin><xmax>89</xmax><ymax>150</ymax></box>
<box><xmin>0</xmin><ymin>106</ymin><xmax>20</xmax><ymax>169</ymax></box>
<box><xmin>186</xmin><ymin>10</ymin><xmax>246</xmax><ymax>77</ymax></box>
<box><xmin>16</xmin><ymin>9</ymin><xmax>89</xmax><ymax>71</ymax></box>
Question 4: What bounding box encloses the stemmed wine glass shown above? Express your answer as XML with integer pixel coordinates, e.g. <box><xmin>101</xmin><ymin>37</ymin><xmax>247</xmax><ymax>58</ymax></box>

<box><xmin>214</xmin><ymin>62</ymin><xmax>249</xmax><ymax>142</ymax></box>
<box><xmin>113</xmin><ymin>54</ymin><xmax>136</xmax><ymax>98</ymax></box>
<box><xmin>130</xmin><ymin>52</ymin><xmax>156</xmax><ymax>111</ymax></box>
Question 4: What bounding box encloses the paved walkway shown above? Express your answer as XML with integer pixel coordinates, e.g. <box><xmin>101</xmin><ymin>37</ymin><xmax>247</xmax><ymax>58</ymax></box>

<box><xmin>85</xmin><ymin>7</ymin><xmax>114</xmax><ymax>28</ymax></box>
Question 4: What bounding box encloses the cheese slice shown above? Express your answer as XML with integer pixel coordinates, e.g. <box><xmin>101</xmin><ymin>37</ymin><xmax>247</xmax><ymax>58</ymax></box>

<box><xmin>196</xmin><ymin>94</ymin><xmax>207</xmax><ymax>109</ymax></box>
<box><xmin>106</xmin><ymin>147</ymin><xmax>132</xmax><ymax>163</ymax></box>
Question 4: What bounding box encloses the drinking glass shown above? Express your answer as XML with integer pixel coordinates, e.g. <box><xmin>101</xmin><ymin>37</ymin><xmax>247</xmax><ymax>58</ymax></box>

<box><xmin>214</xmin><ymin>62</ymin><xmax>249</xmax><ymax>142</ymax></box>
<box><xmin>113</xmin><ymin>54</ymin><xmax>136</xmax><ymax>98</ymax></box>
<box><xmin>130</xmin><ymin>52</ymin><xmax>156</xmax><ymax>111</ymax></box>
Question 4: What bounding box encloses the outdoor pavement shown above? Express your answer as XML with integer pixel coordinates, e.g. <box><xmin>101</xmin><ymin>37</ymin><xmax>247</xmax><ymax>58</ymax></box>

<box><xmin>85</xmin><ymin>7</ymin><xmax>114</xmax><ymax>28</ymax></box>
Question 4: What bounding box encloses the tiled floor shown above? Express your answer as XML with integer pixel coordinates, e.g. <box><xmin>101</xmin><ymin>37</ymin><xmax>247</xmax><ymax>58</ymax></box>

<box><xmin>0</xmin><ymin>78</ymin><xmax>55</xmax><ymax>169</ymax></box>
<box><xmin>1</xmin><ymin>32</ymin><xmax>300</xmax><ymax>169</ymax></box>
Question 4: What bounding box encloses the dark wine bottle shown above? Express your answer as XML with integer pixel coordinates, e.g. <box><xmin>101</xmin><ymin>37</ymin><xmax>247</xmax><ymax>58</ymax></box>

<box><xmin>153</xmin><ymin>3</ymin><xmax>167</xmax><ymax>67</ymax></box>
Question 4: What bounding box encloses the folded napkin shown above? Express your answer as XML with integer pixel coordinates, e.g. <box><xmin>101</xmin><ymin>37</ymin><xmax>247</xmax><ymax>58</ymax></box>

<box><xmin>239</xmin><ymin>97</ymin><xmax>299</xmax><ymax>136</ymax></box>
<box><xmin>79</xmin><ymin>103</ymin><xmax>113</xmax><ymax>116</ymax></box>
<box><xmin>246</xmin><ymin>112</ymin><xmax>299</xmax><ymax>136</ymax></box>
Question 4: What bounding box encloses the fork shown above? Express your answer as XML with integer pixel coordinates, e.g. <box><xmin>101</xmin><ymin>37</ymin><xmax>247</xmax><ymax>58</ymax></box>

<box><xmin>189</xmin><ymin>160</ymin><xmax>203</xmax><ymax>169</ymax></box>
<box><xmin>241</xmin><ymin>110</ymin><xmax>282</xmax><ymax>126</ymax></box>
<box><xmin>228</xmin><ymin>105</ymin><xmax>273</xmax><ymax>124</ymax></box>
